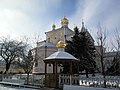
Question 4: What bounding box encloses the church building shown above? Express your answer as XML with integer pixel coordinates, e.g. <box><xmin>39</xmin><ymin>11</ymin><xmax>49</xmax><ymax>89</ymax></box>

<box><xmin>32</xmin><ymin>17</ymin><xmax>75</xmax><ymax>74</ymax></box>
<box><xmin>32</xmin><ymin>17</ymin><xmax>97</xmax><ymax>74</ymax></box>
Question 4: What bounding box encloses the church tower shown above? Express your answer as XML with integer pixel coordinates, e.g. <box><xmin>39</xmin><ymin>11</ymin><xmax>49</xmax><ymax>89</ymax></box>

<box><xmin>81</xmin><ymin>21</ymin><xmax>87</xmax><ymax>32</ymax></box>
<box><xmin>45</xmin><ymin>17</ymin><xmax>74</xmax><ymax>45</ymax></box>
<box><xmin>61</xmin><ymin>16</ymin><xmax>69</xmax><ymax>42</ymax></box>
<box><xmin>61</xmin><ymin>16</ymin><xmax>69</xmax><ymax>28</ymax></box>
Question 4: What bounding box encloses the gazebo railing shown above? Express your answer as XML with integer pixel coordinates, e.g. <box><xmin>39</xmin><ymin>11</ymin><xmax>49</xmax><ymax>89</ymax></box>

<box><xmin>59</xmin><ymin>74</ymin><xmax>80</xmax><ymax>86</ymax></box>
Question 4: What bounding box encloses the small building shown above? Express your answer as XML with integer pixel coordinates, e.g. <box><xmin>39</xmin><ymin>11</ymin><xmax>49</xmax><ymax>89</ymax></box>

<box><xmin>44</xmin><ymin>41</ymin><xmax>79</xmax><ymax>88</ymax></box>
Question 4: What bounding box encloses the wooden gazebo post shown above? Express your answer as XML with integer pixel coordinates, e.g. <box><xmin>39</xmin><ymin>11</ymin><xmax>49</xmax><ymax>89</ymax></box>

<box><xmin>45</xmin><ymin>63</ymin><xmax>47</xmax><ymax>74</ymax></box>
<box><xmin>55</xmin><ymin>61</ymin><xmax>57</xmax><ymax>87</ymax></box>
<box><xmin>44</xmin><ymin>62</ymin><xmax>47</xmax><ymax>87</ymax></box>
<box><xmin>70</xmin><ymin>61</ymin><xmax>72</xmax><ymax>85</ymax></box>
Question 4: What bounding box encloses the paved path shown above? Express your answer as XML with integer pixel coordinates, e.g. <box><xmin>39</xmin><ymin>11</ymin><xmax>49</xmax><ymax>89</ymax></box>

<box><xmin>63</xmin><ymin>85</ymin><xmax>116</xmax><ymax>90</ymax></box>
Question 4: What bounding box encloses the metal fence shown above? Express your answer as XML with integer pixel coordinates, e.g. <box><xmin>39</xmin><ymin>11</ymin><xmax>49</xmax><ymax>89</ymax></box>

<box><xmin>59</xmin><ymin>74</ymin><xmax>120</xmax><ymax>89</ymax></box>
<box><xmin>0</xmin><ymin>74</ymin><xmax>120</xmax><ymax>89</ymax></box>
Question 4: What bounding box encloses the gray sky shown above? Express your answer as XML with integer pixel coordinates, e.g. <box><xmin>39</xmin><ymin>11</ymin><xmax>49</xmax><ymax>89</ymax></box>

<box><xmin>0</xmin><ymin>0</ymin><xmax>120</xmax><ymax>46</ymax></box>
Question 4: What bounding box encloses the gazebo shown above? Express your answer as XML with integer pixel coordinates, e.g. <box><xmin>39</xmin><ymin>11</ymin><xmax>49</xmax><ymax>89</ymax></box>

<box><xmin>44</xmin><ymin>41</ymin><xmax>79</xmax><ymax>88</ymax></box>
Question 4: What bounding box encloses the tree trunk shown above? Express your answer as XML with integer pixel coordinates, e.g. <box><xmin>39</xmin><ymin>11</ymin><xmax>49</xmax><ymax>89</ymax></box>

<box><xmin>101</xmin><ymin>57</ymin><xmax>106</xmax><ymax>88</ymax></box>
<box><xmin>85</xmin><ymin>68</ymin><xmax>89</xmax><ymax>78</ymax></box>
<box><xmin>26</xmin><ymin>73</ymin><xmax>29</xmax><ymax>85</ymax></box>
<box><xmin>103</xmin><ymin>75</ymin><xmax>106</xmax><ymax>88</ymax></box>
<box><xmin>92</xmin><ymin>70</ymin><xmax>95</xmax><ymax>76</ymax></box>
<box><xmin>100</xmin><ymin>43</ymin><xmax>106</xmax><ymax>88</ymax></box>
<box><xmin>4</xmin><ymin>63</ymin><xmax>10</xmax><ymax>74</ymax></box>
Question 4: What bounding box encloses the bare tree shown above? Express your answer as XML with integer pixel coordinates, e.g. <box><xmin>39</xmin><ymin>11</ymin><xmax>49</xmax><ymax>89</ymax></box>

<box><xmin>31</xmin><ymin>34</ymin><xmax>42</xmax><ymax>69</ymax></box>
<box><xmin>110</xmin><ymin>29</ymin><xmax>120</xmax><ymax>75</ymax></box>
<box><xmin>112</xmin><ymin>29</ymin><xmax>120</xmax><ymax>51</ymax></box>
<box><xmin>96</xmin><ymin>25</ymin><xmax>107</xmax><ymax>87</ymax></box>
<box><xmin>17</xmin><ymin>35</ymin><xmax>41</xmax><ymax>84</ymax></box>
<box><xmin>0</xmin><ymin>37</ymin><xmax>26</xmax><ymax>74</ymax></box>
<box><xmin>17</xmin><ymin>50</ymin><xmax>34</xmax><ymax>85</ymax></box>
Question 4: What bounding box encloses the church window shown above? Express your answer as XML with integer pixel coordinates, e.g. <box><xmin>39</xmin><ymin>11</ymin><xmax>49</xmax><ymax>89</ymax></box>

<box><xmin>55</xmin><ymin>36</ymin><xmax>57</xmax><ymax>39</ymax></box>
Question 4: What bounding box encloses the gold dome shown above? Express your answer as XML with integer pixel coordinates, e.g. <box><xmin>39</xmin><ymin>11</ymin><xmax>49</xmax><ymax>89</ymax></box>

<box><xmin>61</xmin><ymin>16</ymin><xmax>69</xmax><ymax>25</ymax></box>
<box><xmin>56</xmin><ymin>41</ymin><xmax>66</xmax><ymax>48</ymax></box>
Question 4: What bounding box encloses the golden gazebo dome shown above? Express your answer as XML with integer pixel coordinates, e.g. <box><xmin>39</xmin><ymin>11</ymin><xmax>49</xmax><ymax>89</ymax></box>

<box><xmin>61</xmin><ymin>16</ymin><xmax>69</xmax><ymax>25</ymax></box>
<box><xmin>56</xmin><ymin>41</ymin><xmax>66</xmax><ymax>48</ymax></box>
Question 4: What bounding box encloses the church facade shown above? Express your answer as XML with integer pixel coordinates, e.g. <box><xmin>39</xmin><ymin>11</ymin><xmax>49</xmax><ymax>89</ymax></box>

<box><xmin>32</xmin><ymin>17</ymin><xmax>75</xmax><ymax>74</ymax></box>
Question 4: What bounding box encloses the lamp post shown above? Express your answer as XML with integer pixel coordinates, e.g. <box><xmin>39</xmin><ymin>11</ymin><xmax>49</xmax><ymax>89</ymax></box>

<box><xmin>64</xmin><ymin>26</ymin><xmax>67</xmax><ymax>43</ymax></box>
<box><xmin>44</xmin><ymin>40</ymin><xmax>47</xmax><ymax>58</ymax></box>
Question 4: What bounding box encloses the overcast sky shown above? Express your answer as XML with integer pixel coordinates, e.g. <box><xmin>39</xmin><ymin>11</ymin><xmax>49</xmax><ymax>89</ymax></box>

<box><xmin>0</xmin><ymin>0</ymin><xmax>120</xmax><ymax>45</ymax></box>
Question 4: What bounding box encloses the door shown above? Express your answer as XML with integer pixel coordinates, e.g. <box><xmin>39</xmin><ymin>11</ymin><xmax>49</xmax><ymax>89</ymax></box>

<box><xmin>45</xmin><ymin>74</ymin><xmax>58</xmax><ymax>88</ymax></box>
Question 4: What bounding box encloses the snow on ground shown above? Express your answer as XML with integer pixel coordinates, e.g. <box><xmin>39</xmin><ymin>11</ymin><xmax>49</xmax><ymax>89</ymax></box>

<box><xmin>63</xmin><ymin>85</ymin><xmax>117</xmax><ymax>90</ymax></box>
<box><xmin>0</xmin><ymin>85</ymin><xmax>37</xmax><ymax>90</ymax></box>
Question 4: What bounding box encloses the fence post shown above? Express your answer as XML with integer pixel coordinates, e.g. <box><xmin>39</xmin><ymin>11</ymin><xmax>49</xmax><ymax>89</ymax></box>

<box><xmin>70</xmin><ymin>75</ymin><xmax>72</xmax><ymax>85</ymax></box>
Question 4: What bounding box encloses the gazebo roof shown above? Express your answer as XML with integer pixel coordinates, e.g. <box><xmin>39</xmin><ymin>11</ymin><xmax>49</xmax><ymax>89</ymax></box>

<box><xmin>44</xmin><ymin>49</ymin><xmax>79</xmax><ymax>61</ymax></box>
